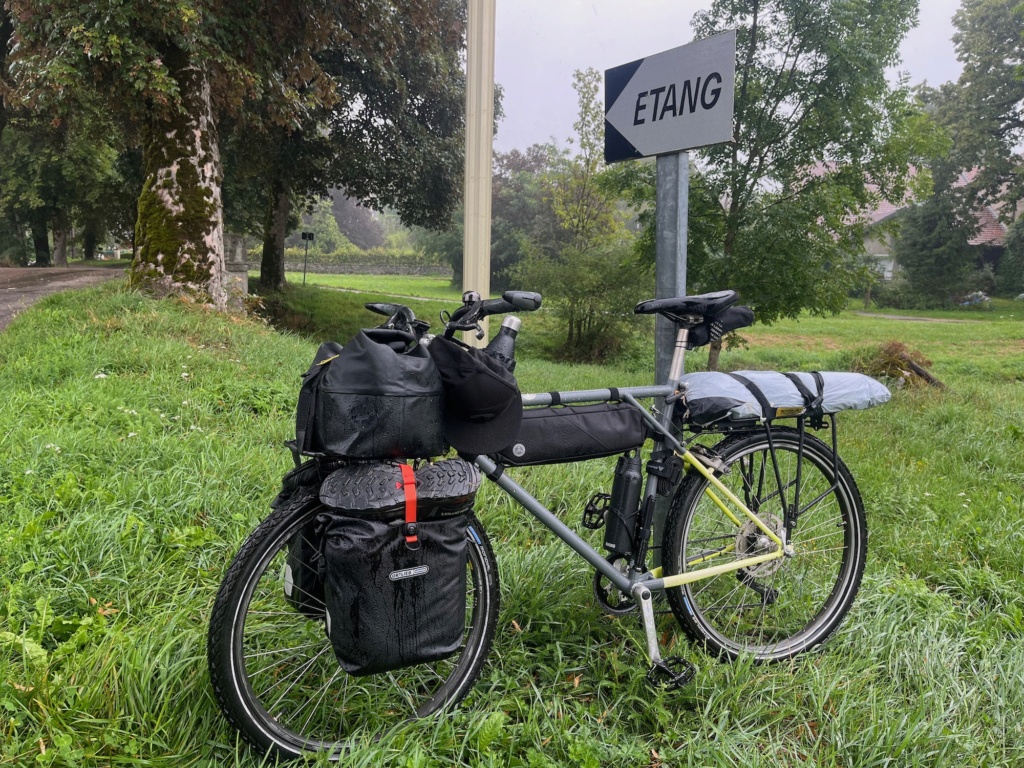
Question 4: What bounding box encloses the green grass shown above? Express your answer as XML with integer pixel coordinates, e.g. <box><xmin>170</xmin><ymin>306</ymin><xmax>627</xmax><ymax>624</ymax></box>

<box><xmin>251</xmin><ymin>272</ymin><xmax>465</xmax><ymax>302</ymax></box>
<box><xmin>1</xmin><ymin>280</ymin><xmax>1023</xmax><ymax>766</ymax></box>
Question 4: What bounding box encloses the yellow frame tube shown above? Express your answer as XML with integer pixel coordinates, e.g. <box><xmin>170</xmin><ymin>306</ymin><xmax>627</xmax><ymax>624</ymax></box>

<box><xmin>680</xmin><ymin>449</ymin><xmax>785</xmax><ymax>548</ymax></box>
<box><xmin>659</xmin><ymin>549</ymin><xmax>783</xmax><ymax>588</ymax></box>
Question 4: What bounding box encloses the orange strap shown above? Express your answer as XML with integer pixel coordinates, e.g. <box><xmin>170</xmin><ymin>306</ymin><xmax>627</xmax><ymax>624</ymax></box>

<box><xmin>399</xmin><ymin>463</ymin><xmax>418</xmax><ymax>547</ymax></box>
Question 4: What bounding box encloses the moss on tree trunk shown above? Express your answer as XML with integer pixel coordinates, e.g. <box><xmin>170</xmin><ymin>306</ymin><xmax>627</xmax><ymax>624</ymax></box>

<box><xmin>131</xmin><ymin>45</ymin><xmax>226</xmax><ymax>308</ymax></box>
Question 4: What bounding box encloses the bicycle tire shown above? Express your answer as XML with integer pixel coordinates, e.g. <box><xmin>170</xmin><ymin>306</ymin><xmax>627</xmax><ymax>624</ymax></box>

<box><xmin>207</xmin><ymin>493</ymin><xmax>500</xmax><ymax>760</ymax></box>
<box><xmin>663</xmin><ymin>427</ymin><xmax>867</xmax><ymax>662</ymax></box>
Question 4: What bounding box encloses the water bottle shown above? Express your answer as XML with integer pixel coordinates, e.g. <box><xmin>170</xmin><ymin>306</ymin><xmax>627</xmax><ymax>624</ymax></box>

<box><xmin>604</xmin><ymin>452</ymin><xmax>643</xmax><ymax>555</ymax></box>
<box><xmin>484</xmin><ymin>316</ymin><xmax>520</xmax><ymax>372</ymax></box>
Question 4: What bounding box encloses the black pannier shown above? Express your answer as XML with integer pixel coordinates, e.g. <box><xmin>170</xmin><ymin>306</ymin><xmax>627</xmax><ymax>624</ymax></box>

<box><xmin>317</xmin><ymin>512</ymin><xmax>469</xmax><ymax>676</ymax></box>
<box><xmin>316</xmin><ymin>459</ymin><xmax>479</xmax><ymax>676</ymax></box>
<box><xmin>294</xmin><ymin>329</ymin><xmax>447</xmax><ymax>459</ymax></box>
<box><xmin>496</xmin><ymin>402</ymin><xmax>648</xmax><ymax>467</ymax></box>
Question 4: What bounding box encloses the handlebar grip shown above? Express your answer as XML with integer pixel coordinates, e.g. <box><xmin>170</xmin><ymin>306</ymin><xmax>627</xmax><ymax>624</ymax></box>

<box><xmin>365</xmin><ymin>302</ymin><xmax>403</xmax><ymax>316</ymax></box>
<box><xmin>503</xmin><ymin>291</ymin><xmax>542</xmax><ymax>311</ymax></box>
<box><xmin>479</xmin><ymin>298</ymin><xmax>518</xmax><ymax>317</ymax></box>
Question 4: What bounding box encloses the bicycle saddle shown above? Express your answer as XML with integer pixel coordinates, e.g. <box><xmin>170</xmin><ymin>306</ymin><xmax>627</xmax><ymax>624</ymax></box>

<box><xmin>634</xmin><ymin>290</ymin><xmax>738</xmax><ymax>321</ymax></box>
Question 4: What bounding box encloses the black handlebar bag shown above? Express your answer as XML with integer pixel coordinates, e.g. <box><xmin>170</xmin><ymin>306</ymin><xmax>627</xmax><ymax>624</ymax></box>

<box><xmin>317</xmin><ymin>465</ymin><xmax>469</xmax><ymax>676</ymax></box>
<box><xmin>299</xmin><ymin>329</ymin><xmax>447</xmax><ymax>459</ymax></box>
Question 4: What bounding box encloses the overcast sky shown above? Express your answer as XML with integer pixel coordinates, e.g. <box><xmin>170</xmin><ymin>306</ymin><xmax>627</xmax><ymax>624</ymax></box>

<box><xmin>493</xmin><ymin>0</ymin><xmax>964</xmax><ymax>152</ymax></box>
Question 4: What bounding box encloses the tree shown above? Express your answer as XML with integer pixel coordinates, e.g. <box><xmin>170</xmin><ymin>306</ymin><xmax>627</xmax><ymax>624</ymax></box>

<box><xmin>330</xmin><ymin>192</ymin><xmax>385</xmax><ymax>251</ymax></box>
<box><xmin>7</xmin><ymin>0</ymin><xmax>339</xmax><ymax>304</ymax></box>
<box><xmin>689</xmin><ymin>1</ymin><xmax>930</xmax><ymax>329</ymax></box>
<box><xmin>938</xmin><ymin>0</ymin><xmax>1024</xmax><ymax>213</ymax></box>
<box><xmin>0</xmin><ymin>8</ymin><xmax>12</xmax><ymax>140</ymax></box>
<box><xmin>412</xmin><ymin>144</ymin><xmax>561</xmax><ymax>290</ymax></box>
<box><xmin>892</xmin><ymin>194</ymin><xmax>976</xmax><ymax>305</ymax></box>
<box><xmin>216</xmin><ymin>0</ymin><xmax>467</xmax><ymax>293</ymax></box>
<box><xmin>0</xmin><ymin>102</ymin><xmax>123</xmax><ymax>267</ymax></box>
<box><xmin>593</xmin><ymin>1</ymin><xmax>933</xmax><ymax>367</ymax></box>
<box><xmin>514</xmin><ymin>68</ymin><xmax>646</xmax><ymax>359</ymax></box>
<box><xmin>998</xmin><ymin>219</ymin><xmax>1024</xmax><ymax>296</ymax></box>
<box><xmin>548</xmin><ymin>69</ymin><xmax>620</xmax><ymax>255</ymax></box>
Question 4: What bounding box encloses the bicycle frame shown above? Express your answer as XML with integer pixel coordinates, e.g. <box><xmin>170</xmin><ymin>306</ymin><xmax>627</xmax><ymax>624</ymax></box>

<box><xmin>473</xmin><ymin>326</ymin><xmax>790</xmax><ymax>601</ymax></box>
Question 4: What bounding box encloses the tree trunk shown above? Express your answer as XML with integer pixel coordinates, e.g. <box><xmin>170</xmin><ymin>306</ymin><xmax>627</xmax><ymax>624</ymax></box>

<box><xmin>131</xmin><ymin>44</ymin><xmax>226</xmax><ymax>308</ymax></box>
<box><xmin>259</xmin><ymin>174</ymin><xmax>290</xmax><ymax>292</ymax></box>
<box><xmin>30</xmin><ymin>209</ymin><xmax>51</xmax><ymax>267</ymax></box>
<box><xmin>52</xmin><ymin>218</ymin><xmax>69</xmax><ymax>267</ymax></box>
<box><xmin>83</xmin><ymin>225</ymin><xmax>98</xmax><ymax>261</ymax></box>
<box><xmin>707</xmin><ymin>339</ymin><xmax>723</xmax><ymax>372</ymax></box>
<box><xmin>0</xmin><ymin>10</ymin><xmax>12</xmax><ymax>141</ymax></box>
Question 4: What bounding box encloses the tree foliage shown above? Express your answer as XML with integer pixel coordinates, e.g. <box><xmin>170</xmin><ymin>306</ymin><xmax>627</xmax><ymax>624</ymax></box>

<box><xmin>937</xmin><ymin>0</ymin><xmax>1024</xmax><ymax>213</ymax></box>
<box><xmin>514</xmin><ymin>68</ymin><xmax>647</xmax><ymax>359</ymax></box>
<box><xmin>330</xmin><ymin>193</ymin><xmax>385</xmax><ymax>251</ymax></box>
<box><xmin>998</xmin><ymin>219</ymin><xmax>1024</xmax><ymax>297</ymax></box>
<box><xmin>5</xmin><ymin>0</ymin><xmax>466</xmax><ymax>304</ymax></box>
<box><xmin>892</xmin><ymin>194</ymin><xmax>976</xmax><ymax>306</ymax></box>
<box><xmin>687</xmin><ymin>0</ymin><xmax>932</xmax><ymax>323</ymax></box>
<box><xmin>413</xmin><ymin>144</ymin><xmax>561</xmax><ymax>291</ymax></box>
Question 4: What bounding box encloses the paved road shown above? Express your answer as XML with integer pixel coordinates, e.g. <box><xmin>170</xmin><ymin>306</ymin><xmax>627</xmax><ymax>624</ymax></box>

<box><xmin>0</xmin><ymin>266</ymin><xmax>125</xmax><ymax>332</ymax></box>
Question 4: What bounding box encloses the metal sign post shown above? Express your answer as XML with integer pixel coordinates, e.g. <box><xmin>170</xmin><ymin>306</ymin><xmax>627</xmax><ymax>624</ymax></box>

<box><xmin>605</xmin><ymin>31</ymin><xmax>736</xmax><ymax>564</ymax></box>
<box><xmin>462</xmin><ymin>0</ymin><xmax>496</xmax><ymax>346</ymax></box>
<box><xmin>300</xmin><ymin>231</ymin><xmax>314</xmax><ymax>285</ymax></box>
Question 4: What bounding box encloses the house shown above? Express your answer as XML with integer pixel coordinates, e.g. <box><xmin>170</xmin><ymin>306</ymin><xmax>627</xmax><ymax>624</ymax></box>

<box><xmin>861</xmin><ymin>168</ymin><xmax>1008</xmax><ymax>281</ymax></box>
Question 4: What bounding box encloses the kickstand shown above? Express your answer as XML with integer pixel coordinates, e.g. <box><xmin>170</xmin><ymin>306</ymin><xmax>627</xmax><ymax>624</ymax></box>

<box><xmin>632</xmin><ymin>584</ymin><xmax>696</xmax><ymax>690</ymax></box>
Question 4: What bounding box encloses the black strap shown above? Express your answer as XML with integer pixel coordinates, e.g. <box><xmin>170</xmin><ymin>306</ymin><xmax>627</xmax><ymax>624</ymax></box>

<box><xmin>783</xmin><ymin>372</ymin><xmax>825</xmax><ymax>427</ymax></box>
<box><xmin>728</xmin><ymin>373</ymin><xmax>776</xmax><ymax>422</ymax></box>
<box><xmin>609</xmin><ymin>387</ymin><xmax>621</xmax><ymax>401</ymax></box>
<box><xmin>548</xmin><ymin>391</ymin><xmax>561</xmax><ymax>406</ymax></box>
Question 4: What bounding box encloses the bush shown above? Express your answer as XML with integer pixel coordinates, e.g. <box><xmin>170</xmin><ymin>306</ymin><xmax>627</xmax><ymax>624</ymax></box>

<box><xmin>872</xmin><ymin>278</ymin><xmax>917</xmax><ymax>309</ymax></box>
<box><xmin>512</xmin><ymin>245</ymin><xmax>652</xmax><ymax>362</ymax></box>
<box><xmin>998</xmin><ymin>219</ymin><xmax>1024</xmax><ymax>297</ymax></box>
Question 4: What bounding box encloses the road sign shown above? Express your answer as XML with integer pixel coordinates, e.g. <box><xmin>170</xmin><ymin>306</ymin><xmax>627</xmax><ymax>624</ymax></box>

<box><xmin>605</xmin><ymin>30</ymin><xmax>736</xmax><ymax>163</ymax></box>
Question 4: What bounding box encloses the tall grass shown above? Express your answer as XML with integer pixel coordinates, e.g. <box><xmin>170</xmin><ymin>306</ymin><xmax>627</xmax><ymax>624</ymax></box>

<box><xmin>1</xmin><ymin>281</ymin><xmax>1022</xmax><ymax>766</ymax></box>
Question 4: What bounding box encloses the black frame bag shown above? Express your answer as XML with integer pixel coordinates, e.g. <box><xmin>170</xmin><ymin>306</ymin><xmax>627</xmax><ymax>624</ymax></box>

<box><xmin>318</xmin><ymin>465</ymin><xmax>468</xmax><ymax>676</ymax></box>
<box><xmin>496</xmin><ymin>402</ymin><xmax>648</xmax><ymax>466</ymax></box>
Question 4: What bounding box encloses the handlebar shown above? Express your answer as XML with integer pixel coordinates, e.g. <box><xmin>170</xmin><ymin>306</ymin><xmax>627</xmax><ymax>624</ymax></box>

<box><xmin>442</xmin><ymin>290</ymin><xmax>542</xmax><ymax>339</ymax></box>
<box><xmin>364</xmin><ymin>290</ymin><xmax>542</xmax><ymax>340</ymax></box>
<box><xmin>364</xmin><ymin>302</ymin><xmax>430</xmax><ymax>338</ymax></box>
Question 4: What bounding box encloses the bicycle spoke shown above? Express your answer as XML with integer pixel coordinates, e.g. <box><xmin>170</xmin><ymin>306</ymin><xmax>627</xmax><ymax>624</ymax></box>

<box><xmin>666</xmin><ymin>428</ymin><xmax>866</xmax><ymax>660</ymax></box>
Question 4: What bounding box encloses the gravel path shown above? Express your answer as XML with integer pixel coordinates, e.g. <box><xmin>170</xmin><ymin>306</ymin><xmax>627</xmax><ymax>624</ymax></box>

<box><xmin>0</xmin><ymin>266</ymin><xmax>125</xmax><ymax>332</ymax></box>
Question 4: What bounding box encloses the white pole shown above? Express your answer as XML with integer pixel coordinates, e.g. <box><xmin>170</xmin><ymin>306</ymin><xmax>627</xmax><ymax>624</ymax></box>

<box><xmin>463</xmin><ymin>0</ymin><xmax>496</xmax><ymax>345</ymax></box>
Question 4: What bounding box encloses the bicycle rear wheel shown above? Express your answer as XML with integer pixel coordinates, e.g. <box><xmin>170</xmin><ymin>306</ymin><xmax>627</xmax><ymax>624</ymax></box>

<box><xmin>207</xmin><ymin>493</ymin><xmax>499</xmax><ymax>760</ymax></box>
<box><xmin>663</xmin><ymin>427</ymin><xmax>866</xmax><ymax>661</ymax></box>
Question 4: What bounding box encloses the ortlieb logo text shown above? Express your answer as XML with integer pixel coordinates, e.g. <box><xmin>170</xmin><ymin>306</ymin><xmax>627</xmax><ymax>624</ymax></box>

<box><xmin>389</xmin><ymin>565</ymin><xmax>429</xmax><ymax>581</ymax></box>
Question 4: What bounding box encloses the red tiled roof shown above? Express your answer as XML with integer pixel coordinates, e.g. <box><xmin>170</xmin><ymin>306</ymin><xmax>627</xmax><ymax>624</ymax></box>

<box><xmin>970</xmin><ymin>204</ymin><xmax>1007</xmax><ymax>246</ymax></box>
<box><xmin>856</xmin><ymin>166</ymin><xmax>1007</xmax><ymax>246</ymax></box>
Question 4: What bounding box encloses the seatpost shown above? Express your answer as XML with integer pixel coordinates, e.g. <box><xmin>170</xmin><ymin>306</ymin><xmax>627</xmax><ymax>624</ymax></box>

<box><xmin>667</xmin><ymin>326</ymin><xmax>689</xmax><ymax>386</ymax></box>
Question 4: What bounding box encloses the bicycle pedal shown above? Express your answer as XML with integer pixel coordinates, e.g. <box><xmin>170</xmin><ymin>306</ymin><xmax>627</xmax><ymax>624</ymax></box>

<box><xmin>646</xmin><ymin>657</ymin><xmax>696</xmax><ymax>690</ymax></box>
<box><xmin>582</xmin><ymin>493</ymin><xmax>610</xmax><ymax>530</ymax></box>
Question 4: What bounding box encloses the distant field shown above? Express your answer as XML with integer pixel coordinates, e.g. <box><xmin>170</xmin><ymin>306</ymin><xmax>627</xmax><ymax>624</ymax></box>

<box><xmin>248</xmin><ymin>271</ymin><xmax>464</xmax><ymax>301</ymax></box>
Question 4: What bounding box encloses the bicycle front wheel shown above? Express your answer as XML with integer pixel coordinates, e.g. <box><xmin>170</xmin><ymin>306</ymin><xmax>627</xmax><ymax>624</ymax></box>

<box><xmin>207</xmin><ymin>493</ymin><xmax>500</xmax><ymax>760</ymax></box>
<box><xmin>663</xmin><ymin>427</ymin><xmax>867</xmax><ymax>662</ymax></box>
